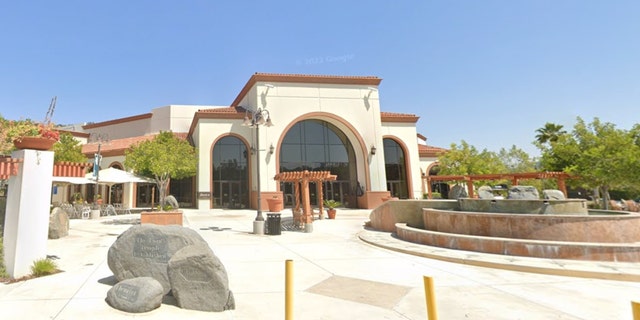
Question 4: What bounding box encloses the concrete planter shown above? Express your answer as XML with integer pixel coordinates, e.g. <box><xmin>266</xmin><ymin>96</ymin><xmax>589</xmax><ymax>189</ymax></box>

<box><xmin>140</xmin><ymin>211</ymin><xmax>183</xmax><ymax>226</ymax></box>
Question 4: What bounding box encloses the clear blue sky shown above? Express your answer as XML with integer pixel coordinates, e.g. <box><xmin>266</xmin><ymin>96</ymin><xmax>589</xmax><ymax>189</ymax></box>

<box><xmin>1</xmin><ymin>1</ymin><xmax>639</xmax><ymax>156</ymax></box>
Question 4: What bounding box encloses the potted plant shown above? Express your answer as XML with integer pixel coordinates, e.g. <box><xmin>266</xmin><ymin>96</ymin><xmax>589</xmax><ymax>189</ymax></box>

<box><xmin>3</xmin><ymin>119</ymin><xmax>60</xmax><ymax>151</ymax></box>
<box><xmin>2</xmin><ymin>101</ymin><xmax>60</xmax><ymax>152</ymax></box>
<box><xmin>72</xmin><ymin>192</ymin><xmax>84</xmax><ymax>204</ymax></box>
<box><xmin>323</xmin><ymin>199</ymin><xmax>341</xmax><ymax>219</ymax></box>
<box><xmin>266</xmin><ymin>195</ymin><xmax>283</xmax><ymax>212</ymax></box>
<box><xmin>94</xmin><ymin>194</ymin><xmax>103</xmax><ymax>205</ymax></box>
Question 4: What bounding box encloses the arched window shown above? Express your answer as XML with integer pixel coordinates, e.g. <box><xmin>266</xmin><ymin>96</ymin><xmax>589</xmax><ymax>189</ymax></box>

<box><xmin>280</xmin><ymin>120</ymin><xmax>357</xmax><ymax>207</ymax></box>
<box><xmin>383</xmin><ymin>138</ymin><xmax>408</xmax><ymax>199</ymax></box>
<box><xmin>212</xmin><ymin>136</ymin><xmax>249</xmax><ymax>209</ymax></box>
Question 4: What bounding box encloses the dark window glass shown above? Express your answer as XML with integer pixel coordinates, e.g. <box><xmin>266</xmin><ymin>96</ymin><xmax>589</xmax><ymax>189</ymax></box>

<box><xmin>280</xmin><ymin>120</ymin><xmax>357</xmax><ymax>207</ymax></box>
<box><xmin>383</xmin><ymin>138</ymin><xmax>408</xmax><ymax>199</ymax></box>
<box><xmin>212</xmin><ymin>136</ymin><xmax>249</xmax><ymax>209</ymax></box>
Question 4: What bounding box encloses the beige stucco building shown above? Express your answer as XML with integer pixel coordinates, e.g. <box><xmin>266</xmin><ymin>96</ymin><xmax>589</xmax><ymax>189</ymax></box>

<box><xmin>73</xmin><ymin>73</ymin><xmax>445</xmax><ymax>210</ymax></box>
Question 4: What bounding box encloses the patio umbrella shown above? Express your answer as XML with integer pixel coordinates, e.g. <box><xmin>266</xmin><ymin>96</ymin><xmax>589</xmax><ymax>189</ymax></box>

<box><xmin>52</xmin><ymin>176</ymin><xmax>95</xmax><ymax>203</ymax></box>
<box><xmin>52</xmin><ymin>176</ymin><xmax>94</xmax><ymax>185</ymax></box>
<box><xmin>85</xmin><ymin>167</ymin><xmax>153</xmax><ymax>203</ymax></box>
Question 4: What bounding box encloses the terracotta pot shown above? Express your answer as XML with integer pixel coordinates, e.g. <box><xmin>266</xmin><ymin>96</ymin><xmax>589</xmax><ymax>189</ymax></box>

<box><xmin>327</xmin><ymin>208</ymin><xmax>337</xmax><ymax>219</ymax></box>
<box><xmin>140</xmin><ymin>210</ymin><xmax>183</xmax><ymax>226</ymax></box>
<box><xmin>266</xmin><ymin>198</ymin><xmax>283</xmax><ymax>212</ymax></box>
<box><xmin>13</xmin><ymin>137</ymin><xmax>56</xmax><ymax>151</ymax></box>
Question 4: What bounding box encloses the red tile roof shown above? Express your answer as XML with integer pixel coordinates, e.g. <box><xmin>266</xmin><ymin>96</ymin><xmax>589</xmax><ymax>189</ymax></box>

<box><xmin>83</xmin><ymin>113</ymin><xmax>153</xmax><ymax>129</ymax></box>
<box><xmin>419</xmin><ymin>144</ymin><xmax>448</xmax><ymax>158</ymax></box>
<box><xmin>82</xmin><ymin>132</ymin><xmax>189</xmax><ymax>157</ymax></box>
<box><xmin>380</xmin><ymin>112</ymin><xmax>419</xmax><ymax>123</ymax></box>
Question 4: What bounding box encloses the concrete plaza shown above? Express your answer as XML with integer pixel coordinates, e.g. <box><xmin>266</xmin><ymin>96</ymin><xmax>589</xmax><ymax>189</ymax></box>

<box><xmin>1</xmin><ymin>208</ymin><xmax>640</xmax><ymax>319</ymax></box>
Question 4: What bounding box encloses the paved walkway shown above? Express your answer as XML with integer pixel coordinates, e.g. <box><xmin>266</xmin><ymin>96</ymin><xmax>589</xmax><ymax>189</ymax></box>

<box><xmin>2</xmin><ymin>208</ymin><xmax>640</xmax><ymax>319</ymax></box>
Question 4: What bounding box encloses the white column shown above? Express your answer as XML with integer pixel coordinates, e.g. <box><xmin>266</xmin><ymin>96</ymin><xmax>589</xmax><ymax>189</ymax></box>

<box><xmin>3</xmin><ymin>149</ymin><xmax>54</xmax><ymax>278</ymax></box>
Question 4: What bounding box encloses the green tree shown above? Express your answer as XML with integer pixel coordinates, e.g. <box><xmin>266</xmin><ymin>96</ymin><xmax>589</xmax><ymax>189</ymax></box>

<box><xmin>497</xmin><ymin>145</ymin><xmax>537</xmax><ymax>173</ymax></box>
<box><xmin>438</xmin><ymin>140</ymin><xmax>505</xmax><ymax>176</ymax></box>
<box><xmin>0</xmin><ymin>115</ymin><xmax>14</xmax><ymax>155</ymax></box>
<box><xmin>53</xmin><ymin>133</ymin><xmax>87</xmax><ymax>163</ymax></box>
<box><xmin>535</xmin><ymin>122</ymin><xmax>566</xmax><ymax>144</ymax></box>
<box><xmin>537</xmin><ymin>117</ymin><xmax>640</xmax><ymax>208</ymax></box>
<box><xmin>124</xmin><ymin>131</ymin><xmax>197</xmax><ymax>208</ymax></box>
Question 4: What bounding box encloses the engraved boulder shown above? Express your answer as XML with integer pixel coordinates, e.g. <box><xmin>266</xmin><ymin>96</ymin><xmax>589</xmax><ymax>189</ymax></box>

<box><xmin>107</xmin><ymin>224</ymin><xmax>209</xmax><ymax>294</ymax></box>
<box><xmin>167</xmin><ymin>243</ymin><xmax>235</xmax><ymax>312</ymax></box>
<box><xmin>106</xmin><ymin>277</ymin><xmax>164</xmax><ymax>313</ymax></box>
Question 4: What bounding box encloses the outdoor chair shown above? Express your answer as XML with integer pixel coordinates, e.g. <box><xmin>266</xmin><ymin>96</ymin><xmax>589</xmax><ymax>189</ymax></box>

<box><xmin>103</xmin><ymin>204</ymin><xmax>118</xmax><ymax>216</ymax></box>
<box><xmin>80</xmin><ymin>206</ymin><xmax>91</xmax><ymax>219</ymax></box>
<box><xmin>60</xmin><ymin>203</ymin><xmax>76</xmax><ymax>219</ymax></box>
<box><xmin>114</xmin><ymin>203</ymin><xmax>131</xmax><ymax>215</ymax></box>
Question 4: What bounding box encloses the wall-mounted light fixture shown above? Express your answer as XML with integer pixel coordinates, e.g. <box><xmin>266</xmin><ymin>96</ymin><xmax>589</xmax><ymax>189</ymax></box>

<box><xmin>242</xmin><ymin>108</ymin><xmax>274</xmax><ymax>127</ymax></box>
<box><xmin>269</xmin><ymin>144</ymin><xmax>275</xmax><ymax>154</ymax></box>
<box><xmin>370</xmin><ymin>145</ymin><xmax>377</xmax><ymax>155</ymax></box>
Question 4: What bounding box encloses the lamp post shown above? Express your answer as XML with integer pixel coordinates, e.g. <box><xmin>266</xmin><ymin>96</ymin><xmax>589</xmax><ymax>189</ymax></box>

<box><xmin>90</xmin><ymin>133</ymin><xmax>109</xmax><ymax>200</ymax></box>
<box><xmin>242</xmin><ymin>107</ymin><xmax>274</xmax><ymax>235</ymax></box>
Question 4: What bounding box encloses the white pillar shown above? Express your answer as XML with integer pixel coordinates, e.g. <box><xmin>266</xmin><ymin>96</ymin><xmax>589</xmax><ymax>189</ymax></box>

<box><xmin>3</xmin><ymin>149</ymin><xmax>54</xmax><ymax>278</ymax></box>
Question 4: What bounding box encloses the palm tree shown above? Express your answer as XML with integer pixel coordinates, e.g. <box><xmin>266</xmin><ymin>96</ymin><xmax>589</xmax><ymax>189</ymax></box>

<box><xmin>535</xmin><ymin>122</ymin><xmax>566</xmax><ymax>144</ymax></box>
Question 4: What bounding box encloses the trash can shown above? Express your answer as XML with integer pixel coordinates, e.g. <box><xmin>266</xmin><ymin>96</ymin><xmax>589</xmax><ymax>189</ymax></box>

<box><xmin>266</xmin><ymin>213</ymin><xmax>281</xmax><ymax>235</ymax></box>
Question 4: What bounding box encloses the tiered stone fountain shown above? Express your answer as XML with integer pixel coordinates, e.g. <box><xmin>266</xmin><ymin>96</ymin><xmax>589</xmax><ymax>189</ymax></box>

<box><xmin>368</xmin><ymin>197</ymin><xmax>640</xmax><ymax>262</ymax></box>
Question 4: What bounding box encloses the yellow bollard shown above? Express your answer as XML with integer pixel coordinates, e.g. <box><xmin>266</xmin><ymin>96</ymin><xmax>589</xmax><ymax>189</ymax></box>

<box><xmin>285</xmin><ymin>260</ymin><xmax>294</xmax><ymax>320</ymax></box>
<box><xmin>424</xmin><ymin>276</ymin><xmax>438</xmax><ymax>320</ymax></box>
<box><xmin>632</xmin><ymin>301</ymin><xmax>640</xmax><ymax>319</ymax></box>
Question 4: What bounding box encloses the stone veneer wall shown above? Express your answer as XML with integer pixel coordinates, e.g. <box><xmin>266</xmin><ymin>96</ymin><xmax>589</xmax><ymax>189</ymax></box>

<box><xmin>423</xmin><ymin>208</ymin><xmax>640</xmax><ymax>243</ymax></box>
<box><xmin>368</xmin><ymin>199</ymin><xmax>457</xmax><ymax>232</ymax></box>
<box><xmin>396</xmin><ymin>223</ymin><xmax>640</xmax><ymax>262</ymax></box>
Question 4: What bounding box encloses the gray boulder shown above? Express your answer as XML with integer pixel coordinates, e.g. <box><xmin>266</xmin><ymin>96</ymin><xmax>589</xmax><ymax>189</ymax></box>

<box><xmin>168</xmin><ymin>244</ymin><xmax>235</xmax><ymax>312</ymax></box>
<box><xmin>165</xmin><ymin>195</ymin><xmax>179</xmax><ymax>209</ymax></box>
<box><xmin>49</xmin><ymin>207</ymin><xmax>69</xmax><ymax>239</ymax></box>
<box><xmin>449</xmin><ymin>185</ymin><xmax>468</xmax><ymax>199</ymax></box>
<box><xmin>508</xmin><ymin>186</ymin><xmax>539</xmax><ymax>200</ymax></box>
<box><xmin>543</xmin><ymin>189</ymin><xmax>566</xmax><ymax>200</ymax></box>
<box><xmin>477</xmin><ymin>186</ymin><xmax>495</xmax><ymax>199</ymax></box>
<box><xmin>106</xmin><ymin>277</ymin><xmax>164</xmax><ymax>313</ymax></box>
<box><xmin>107</xmin><ymin>224</ymin><xmax>209</xmax><ymax>294</ymax></box>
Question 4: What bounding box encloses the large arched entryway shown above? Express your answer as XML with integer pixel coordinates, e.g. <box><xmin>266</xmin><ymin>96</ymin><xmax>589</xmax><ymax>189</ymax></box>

<box><xmin>212</xmin><ymin>136</ymin><xmax>250</xmax><ymax>209</ymax></box>
<box><xmin>279</xmin><ymin>119</ymin><xmax>358</xmax><ymax>207</ymax></box>
<box><xmin>383</xmin><ymin>138</ymin><xmax>409</xmax><ymax>199</ymax></box>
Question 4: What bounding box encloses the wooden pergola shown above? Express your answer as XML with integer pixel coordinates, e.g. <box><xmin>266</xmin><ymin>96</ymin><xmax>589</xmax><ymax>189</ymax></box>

<box><xmin>273</xmin><ymin>170</ymin><xmax>337</xmax><ymax>225</ymax></box>
<box><xmin>425</xmin><ymin>171</ymin><xmax>571</xmax><ymax>199</ymax></box>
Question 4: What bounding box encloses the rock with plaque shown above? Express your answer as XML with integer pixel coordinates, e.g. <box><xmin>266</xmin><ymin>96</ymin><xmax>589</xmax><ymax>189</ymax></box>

<box><xmin>167</xmin><ymin>243</ymin><xmax>235</xmax><ymax>312</ymax></box>
<box><xmin>106</xmin><ymin>277</ymin><xmax>164</xmax><ymax>313</ymax></box>
<box><xmin>107</xmin><ymin>224</ymin><xmax>209</xmax><ymax>294</ymax></box>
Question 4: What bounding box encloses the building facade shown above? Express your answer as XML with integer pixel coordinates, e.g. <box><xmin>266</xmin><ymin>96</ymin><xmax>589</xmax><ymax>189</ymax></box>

<box><xmin>76</xmin><ymin>73</ymin><xmax>445</xmax><ymax>210</ymax></box>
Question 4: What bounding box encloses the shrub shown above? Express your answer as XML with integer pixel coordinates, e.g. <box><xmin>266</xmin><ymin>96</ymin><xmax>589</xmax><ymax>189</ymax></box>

<box><xmin>31</xmin><ymin>258</ymin><xmax>58</xmax><ymax>277</ymax></box>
